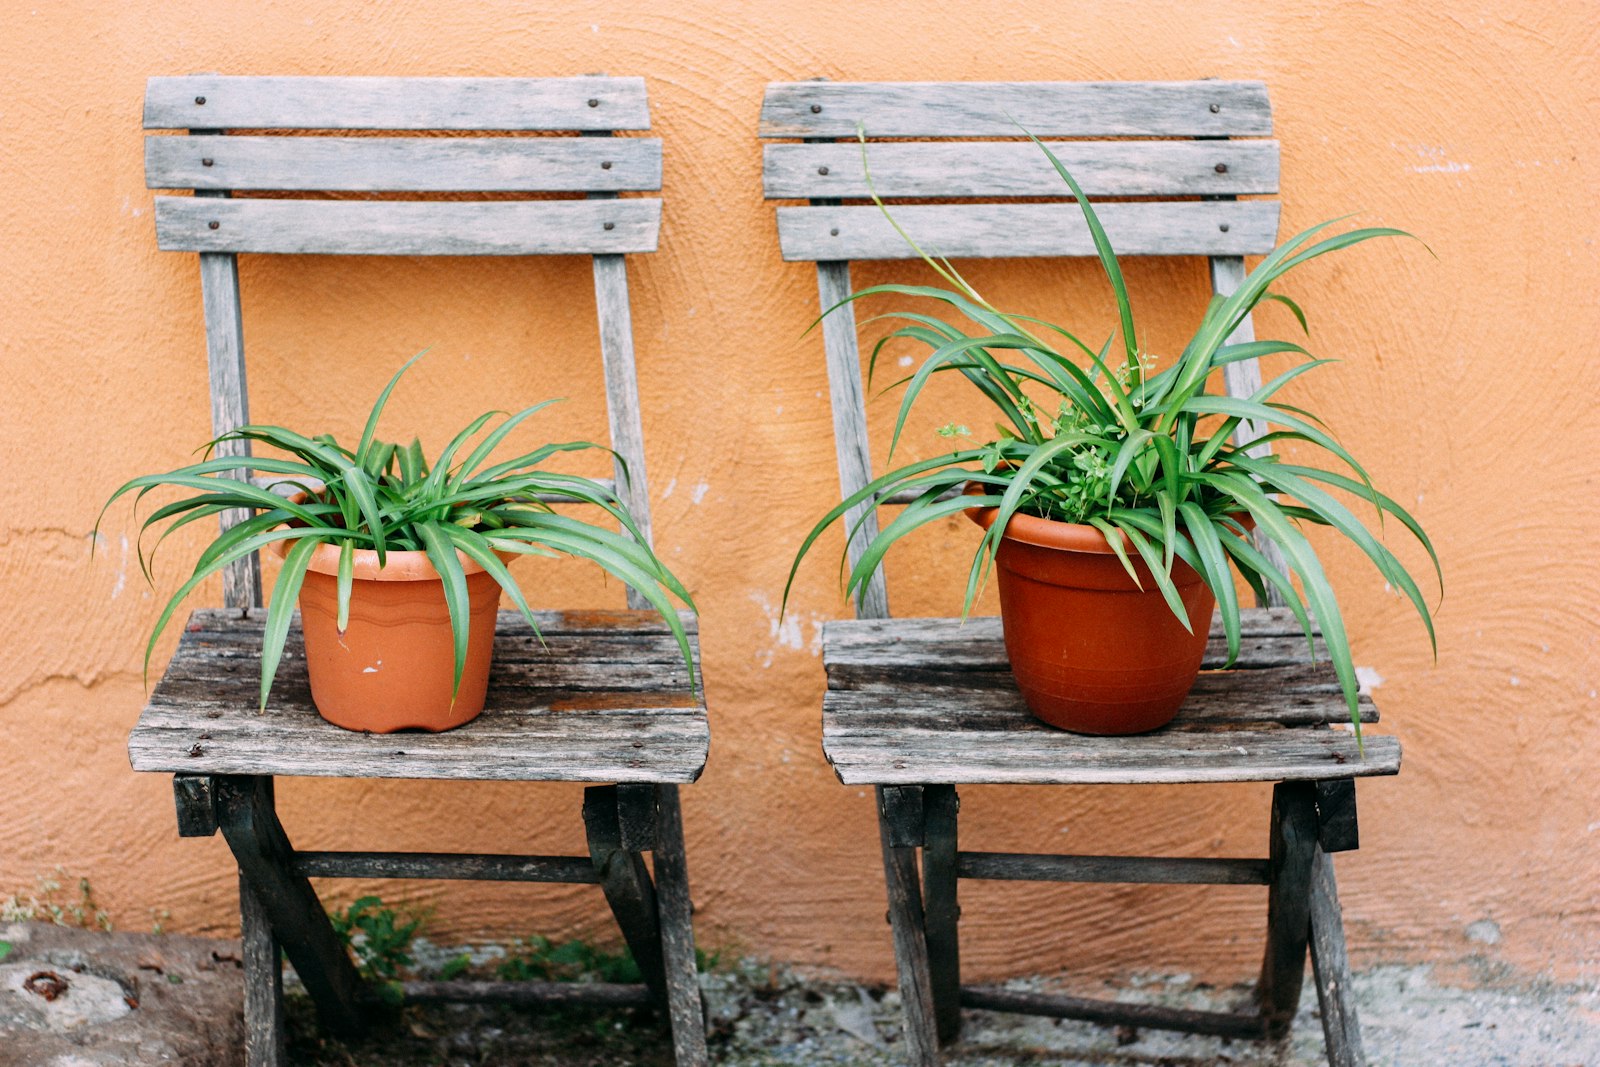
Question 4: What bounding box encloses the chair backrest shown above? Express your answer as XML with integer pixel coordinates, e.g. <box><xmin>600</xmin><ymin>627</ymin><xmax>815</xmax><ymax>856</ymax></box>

<box><xmin>760</xmin><ymin>79</ymin><xmax>1288</xmax><ymax>619</ymax></box>
<box><xmin>145</xmin><ymin>75</ymin><xmax>662</xmax><ymax>611</ymax></box>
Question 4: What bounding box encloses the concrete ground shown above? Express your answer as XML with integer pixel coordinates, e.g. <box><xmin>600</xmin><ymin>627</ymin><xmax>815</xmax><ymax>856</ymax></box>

<box><xmin>696</xmin><ymin>960</ymin><xmax>1600</xmax><ymax>1067</ymax></box>
<box><xmin>277</xmin><ymin>953</ymin><xmax>1600</xmax><ymax>1065</ymax></box>
<box><xmin>3</xmin><ymin>923</ymin><xmax>1596</xmax><ymax>1065</ymax></box>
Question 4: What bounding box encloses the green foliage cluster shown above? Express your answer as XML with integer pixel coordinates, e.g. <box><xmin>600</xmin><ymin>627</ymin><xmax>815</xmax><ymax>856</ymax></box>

<box><xmin>789</xmin><ymin>133</ymin><xmax>1441</xmax><ymax>742</ymax></box>
<box><xmin>1</xmin><ymin>869</ymin><xmax>112</xmax><ymax>931</ymax></box>
<box><xmin>328</xmin><ymin>895</ymin><xmax>422</xmax><ymax>983</ymax></box>
<box><xmin>496</xmin><ymin>935</ymin><xmax>643</xmax><ymax>985</ymax></box>
<box><xmin>100</xmin><ymin>354</ymin><xmax>696</xmax><ymax>709</ymax></box>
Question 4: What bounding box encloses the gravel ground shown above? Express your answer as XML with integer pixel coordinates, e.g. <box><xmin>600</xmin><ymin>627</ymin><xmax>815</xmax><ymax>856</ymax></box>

<box><xmin>289</xmin><ymin>957</ymin><xmax>1600</xmax><ymax>1066</ymax></box>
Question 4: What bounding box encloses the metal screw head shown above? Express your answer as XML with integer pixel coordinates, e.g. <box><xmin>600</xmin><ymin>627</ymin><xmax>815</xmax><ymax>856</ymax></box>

<box><xmin>603</xmin><ymin>221</ymin><xmax>615</xmax><ymax>231</ymax></box>
<box><xmin>601</xmin><ymin>160</ymin><xmax>613</xmax><ymax>170</ymax></box>
<box><xmin>207</xmin><ymin>220</ymin><xmax>219</xmax><ymax>230</ymax></box>
<box><xmin>817</xmin><ymin>165</ymin><xmax>830</xmax><ymax>175</ymax></box>
<box><xmin>1219</xmin><ymin>222</ymin><xmax>1231</xmax><ymax>232</ymax></box>
<box><xmin>201</xmin><ymin>157</ymin><xmax>214</xmax><ymax>167</ymax></box>
<box><xmin>587</xmin><ymin>98</ymin><xmax>600</xmax><ymax>108</ymax></box>
<box><xmin>194</xmin><ymin>95</ymin><xmax>206</xmax><ymax>105</ymax></box>
<box><xmin>829</xmin><ymin>227</ymin><xmax>840</xmax><ymax>236</ymax></box>
<box><xmin>810</xmin><ymin>103</ymin><xmax>823</xmax><ymax>114</ymax></box>
<box><xmin>1209</xmin><ymin>102</ymin><xmax>1220</xmax><ymax>113</ymax></box>
<box><xmin>1215</xmin><ymin>163</ymin><xmax>1228</xmax><ymax>174</ymax></box>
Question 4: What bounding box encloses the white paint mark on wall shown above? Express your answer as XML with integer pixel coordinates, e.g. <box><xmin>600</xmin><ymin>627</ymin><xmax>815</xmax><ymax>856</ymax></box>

<box><xmin>110</xmin><ymin>535</ymin><xmax>128</xmax><ymax>599</ymax></box>
<box><xmin>691</xmin><ymin>481</ymin><xmax>710</xmax><ymax>504</ymax></box>
<box><xmin>748</xmin><ymin>592</ymin><xmax>823</xmax><ymax>659</ymax></box>
<box><xmin>661</xmin><ymin>477</ymin><xmax>677</xmax><ymax>500</ymax></box>
<box><xmin>362</xmin><ymin>660</ymin><xmax>383</xmax><ymax>674</ymax></box>
<box><xmin>1355</xmin><ymin>665</ymin><xmax>1384</xmax><ymax>695</ymax></box>
<box><xmin>1397</xmin><ymin>142</ymin><xmax>1472</xmax><ymax>175</ymax></box>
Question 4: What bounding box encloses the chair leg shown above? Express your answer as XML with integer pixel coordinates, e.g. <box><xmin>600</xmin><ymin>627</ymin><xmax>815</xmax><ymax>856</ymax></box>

<box><xmin>653</xmin><ymin>785</ymin><xmax>709</xmax><ymax>1066</ymax></box>
<box><xmin>1310</xmin><ymin>850</ymin><xmax>1368</xmax><ymax>1066</ymax></box>
<box><xmin>214</xmin><ymin>775</ymin><xmax>365</xmax><ymax>1039</ymax></box>
<box><xmin>583</xmin><ymin>785</ymin><xmax>669</xmax><ymax>1007</ymax></box>
<box><xmin>921</xmin><ymin>785</ymin><xmax>961</xmax><ymax>1045</ymax></box>
<box><xmin>1258</xmin><ymin>781</ymin><xmax>1318</xmax><ymax>1039</ymax></box>
<box><xmin>239</xmin><ymin>873</ymin><xmax>286</xmax><ymax>1066</ymax></box>
<box><xmin>876</xmin><ymin>785</ymin><xmax>940</xmax><ymax>1066</ymax></box>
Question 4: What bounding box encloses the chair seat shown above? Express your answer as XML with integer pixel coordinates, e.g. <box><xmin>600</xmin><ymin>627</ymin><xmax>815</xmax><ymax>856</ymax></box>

<box><xmin>128</xmin><ymin>608</ymin><xmax>709</xmax><ymax>784</ymax></box>
<box><xmin>822</xmin><ymin>608</ymin><xmax>1398</xmax><ymax>786</ymax></box>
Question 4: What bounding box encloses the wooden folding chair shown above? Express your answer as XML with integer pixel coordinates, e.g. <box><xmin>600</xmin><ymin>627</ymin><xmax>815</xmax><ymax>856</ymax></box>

<box><xmin>129</xmin><ymin>75</ymin><xmax>709</xmax><ymax>1066</ymax></box>
<box><xmin>760</xmin><ymin>79</ymin><xmax>1392</xmax><ymax>1067</ymax></box>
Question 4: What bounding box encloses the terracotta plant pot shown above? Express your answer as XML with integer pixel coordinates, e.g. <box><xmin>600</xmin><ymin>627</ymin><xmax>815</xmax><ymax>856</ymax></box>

<box><xmin>271</xmin><ymin>539</ymin><xmax>504</xmax><ymax>733</ymax></box>
<box><xmin>966</xmin><ymin>502</ymin><xmax>1219</xmax><ymax>735</ymax></box>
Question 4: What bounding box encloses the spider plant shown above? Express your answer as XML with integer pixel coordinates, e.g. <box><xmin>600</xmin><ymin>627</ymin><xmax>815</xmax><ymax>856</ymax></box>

<box><xmin>787</xmin><ymin>134</ymin><xmax>1440</xmax><ymax>741</ymax></box>
<box><xmin>100</xmin><ymin>354</ymin><xmax>695</xmax><ymax>709</ymax></box>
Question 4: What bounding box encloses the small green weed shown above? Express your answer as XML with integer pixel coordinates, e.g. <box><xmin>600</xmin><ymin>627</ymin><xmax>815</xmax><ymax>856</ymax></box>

<box><xmin>1</xmin><ymin>869</ymin><xmax>112</xmax><ymax>931</ymax></box>
<box><xmin>328</xmin><ymin>896</ymin><xmax>422</xmax><ymax>982</ymax></box>
<box><xmin>497</xmin><ymin>935</ymin><xmax>642</xmax><ymax>984</ymax></box>
<box><xmin>493</xmin><ymin>935</ymin><xmax>723</xmax><ymax>985</ymax></box>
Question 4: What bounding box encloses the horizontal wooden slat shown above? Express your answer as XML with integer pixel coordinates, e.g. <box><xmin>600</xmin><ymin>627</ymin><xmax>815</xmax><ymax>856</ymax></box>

<box><xmin>764</xmin><ymin>140</ymin><xmax>1279</xmax><ymax>199</ymax></box>
<box><xmin>776</xmin><ymin>200</ymin><xmax>1279</xmax><ymax>260</ymax></box>
<box><xmin>154</xmin><ymin>197</ymin><xmax>661</xmax><ymax>256</ymax></box>
<box><xmin>145</xmin><ymin>75</ymin><xmax>650</xmax><ymax>131</ymax></box>
<box><xmin>760</xmin><ymin>81</ymin><xmax>1271</xmax><ymax>138</ymax></box>
<box><xmin>960</xmin><ymin>986</ymin><xmax>1267</xmax><ymax>1039</ymax></box>
<box><xmin>250</xmin><ymin>473</ymin><xmax>618</xmax><ymax>504</ymax></box>
<box><xmin>385</xmin><ymin>980</ymin><xmax>653</xmax><ymax>1007</ymax></box>
<box><xmin>824</xmin><ymin>729</ymin><xmax>1398</xmax><ymax>786</ymax></box>
<box><xmin>826</xmin><ymin>669</ymin><xmax>1379</xmax><ymax>731</ymax></box>
<box><xmin>147</xmin><ymin>135</ymin><xmax>663</xmax><ymax>192</ymax></box>
<box><xmin>293</xmin><ymin>851</ymin><xmax>600</xmax><ymax>884</ymax></box>
<box><xmin>957</xmin><ymin>851</ymin><xmax>1270</xmax><ymax>885</ymax></box>
<box><xmin>128</xmin><ymin>609</ymin><xmax>708</xmax><ymax>782</ymax></box>
<box><xmin>824</xmin><ymin>611</ymin><xmax>1329</xmax><ymax>673</ymax></box>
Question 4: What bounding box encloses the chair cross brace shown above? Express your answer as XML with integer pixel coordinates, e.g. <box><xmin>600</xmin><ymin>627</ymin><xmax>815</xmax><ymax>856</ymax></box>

<box><xmin>173</xmin><ymin>773</ymin><xmax>705</xmax><ymax>1064</ymax></box>
<box><xmin>874</xmin><ymin>780</ymin><xmax>1367</xmax><ymax>1065</ymax></box>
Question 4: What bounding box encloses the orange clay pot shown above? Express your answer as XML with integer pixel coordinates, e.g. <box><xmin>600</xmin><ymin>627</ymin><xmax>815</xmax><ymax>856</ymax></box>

<box><xmin>271</xmin><ymin>538</ymin><xmax>503</xmax><ymax>733</ymax></box>
<box><xmin>966</xmin><ymin>502</ymin><xmax>1217</xmax><ymax>735</ymax></box>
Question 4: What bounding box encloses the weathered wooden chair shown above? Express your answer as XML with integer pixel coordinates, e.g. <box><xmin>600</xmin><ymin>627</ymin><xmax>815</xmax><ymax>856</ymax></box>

<box><xmin>129</xmin><ymin>75</ymin><xmax>709</xmax><ymax>1066</ymax></box>
<box><xmin>760</xmin><ymin>79</ymin><xmax>1394</xmax><ymax>1067</ymax></box>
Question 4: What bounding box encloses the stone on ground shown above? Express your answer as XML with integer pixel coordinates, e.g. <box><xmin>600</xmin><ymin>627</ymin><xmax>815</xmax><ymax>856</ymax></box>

<box><xmin>0</xmin><ymin>922</ymin><xmax>244</xmax><ymax>1067</ymax></box>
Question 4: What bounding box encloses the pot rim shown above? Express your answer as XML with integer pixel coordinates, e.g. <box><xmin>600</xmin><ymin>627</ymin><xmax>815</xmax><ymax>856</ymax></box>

<box><xmin>269</xmin><ymin>537</ymin><xmax>499</xmax><ymax>582</ymax></box>
<box><xmin>963</xmin><ymin>483</ymin><xmax>1251</xmax><ymax>555</ymax></box>
<box><xmin>271</xmin><ymin>491</ymin><xmax>503</xmax><ymax>582</ymax></box>
<box><xmin>965</xmin><ymin>501</ymin><xmax>1126</xmax><ymax>554</ymax></box>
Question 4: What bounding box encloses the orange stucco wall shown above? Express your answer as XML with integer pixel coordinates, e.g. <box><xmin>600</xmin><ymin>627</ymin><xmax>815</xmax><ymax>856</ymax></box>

<box><xmin>2</xmin><ymin>0</ymin><xmax>1596</xmax><ymax>988</ymax></box>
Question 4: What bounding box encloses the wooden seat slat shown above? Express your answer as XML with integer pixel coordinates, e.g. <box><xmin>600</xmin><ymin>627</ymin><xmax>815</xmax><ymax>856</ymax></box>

<box><xmin>154</xmin><ymin>197</ymin><xmax>661</xmax><ymax>256</ymax></box>
<box><xmin>147</xmin><ymin>135</ymin><xmax>663</xmax><ymax>193</ymax></box>
<box><xmin>145</xmin><ymin>75</ymin><xmax>650</xmax><ymax>131</ymax></box>
<box><xmin>763</xmin><ymin>140</ymin><xmax>1279</xmax><ymax>200</ymax></box>
<box><xmin>758</xmin><ymin>80</ymin><xmax>1272</xmax><ymax>139</ymax></box>
<box><xmin>775</xmin><ymin>201</ymin><xmax>1279</xmax><ymax>261</ymax></box>
<box><xmin>821</xmin><ymin>612</ymin><xmax>1327</xmax><ymax>671</ymax></box>
<box><xmin>128</xmin><ymin>609</ymin><xmax>709</xmax><ymax>783</ymax></box>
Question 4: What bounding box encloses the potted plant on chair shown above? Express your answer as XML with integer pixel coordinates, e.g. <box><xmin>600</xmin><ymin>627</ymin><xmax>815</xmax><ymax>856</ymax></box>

<box><xmin>102</xmin><ymin>355</ymin><xmax>695</xmax><ymax>733</ymax></box>
<box><xmin>787</xmin><ymin>136</ymin><xmax>1440</xmax><ymax>743</ymax></box>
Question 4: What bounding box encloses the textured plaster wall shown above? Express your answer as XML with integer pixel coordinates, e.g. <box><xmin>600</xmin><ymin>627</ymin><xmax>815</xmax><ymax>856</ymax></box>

<box><xmin>1</xmin><ymin>0</ymin><xmax>1595</xmax><ymax>989</ymax></box>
